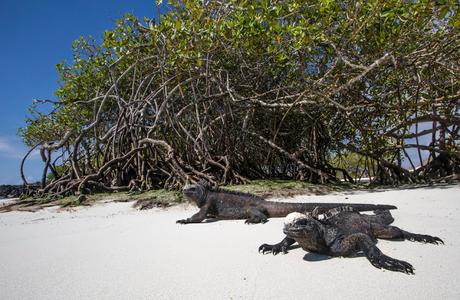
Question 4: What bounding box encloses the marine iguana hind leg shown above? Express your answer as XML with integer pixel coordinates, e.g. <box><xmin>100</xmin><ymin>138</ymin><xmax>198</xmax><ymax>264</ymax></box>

<box><xmin>372</xmin><ymin>225</ymin><xmax>444</xmax><ymax>244</ymax></box>
<box><xmin>365</xmin><ymin>245</ymin><xmax>415</xmax><ymax>274</ymax></box>
<box><xmin>259</xmin><ymin>237</ymin><xmax>296</xmax><ymax>255</ymax></box>
<box><xmin>244</xmin><ymin>208</ymin><xmax>268</xmax><ymax>224</ymax></box>
<box><xmin>369</xmin><ymin>209</ymin><xmax>394</xmax><ymax>225</ymax></box>
<box><xmin>329</xmin><ymin>233</ymin><xmax>414</xmax><ymax>274</ymax></box>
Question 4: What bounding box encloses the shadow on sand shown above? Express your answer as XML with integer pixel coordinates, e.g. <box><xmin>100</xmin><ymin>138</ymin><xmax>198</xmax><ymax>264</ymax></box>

<box><xmin>302</xmin><ymin>252</ymin><xmax>372</xmax><ymax>262</ymax></box>
<box><xmin>302</xmin><ymin>253</ymin><xmax>331</xmax><ymax>262</ymax></box>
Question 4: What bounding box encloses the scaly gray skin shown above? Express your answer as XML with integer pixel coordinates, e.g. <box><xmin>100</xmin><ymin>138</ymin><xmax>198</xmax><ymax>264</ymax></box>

<box><xmin>176</xmin><ymin>182</ymin><xmax>397</xmax><ymax>224</ymax></box>
<box><xmin>259</xmin><ymin>208</ymin><xmax>444</xmax><ymax>274</ymax></box>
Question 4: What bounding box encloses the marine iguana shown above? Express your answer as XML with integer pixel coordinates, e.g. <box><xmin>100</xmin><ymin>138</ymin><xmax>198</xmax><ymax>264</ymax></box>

<box><xmin>258</xmin><ymin>207</ymin><xmax>443</xmax><ymax>274</ymax></box>
<box><xmin>176</xmin><ymin>182</ymin><xmax>397</xmax><ymax>224</ymax></box>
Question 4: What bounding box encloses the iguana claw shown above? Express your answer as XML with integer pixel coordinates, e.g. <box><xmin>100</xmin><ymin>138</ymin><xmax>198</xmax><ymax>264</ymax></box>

<box><xmin>258</xmin><ymin>243</ymin><xmax>287</xmax><ymax>255</ymax></box>
<box><xmin>405</xmin><ymin>233</ymin><xmax>444</xmax><ymax>244</ymax></box>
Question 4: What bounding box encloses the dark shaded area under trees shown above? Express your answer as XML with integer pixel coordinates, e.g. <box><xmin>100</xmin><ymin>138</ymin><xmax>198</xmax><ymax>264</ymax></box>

<box><xmin>18</xmin><ymin>1</ymin><xmax>459</xmax><ymax>197</ymax></box>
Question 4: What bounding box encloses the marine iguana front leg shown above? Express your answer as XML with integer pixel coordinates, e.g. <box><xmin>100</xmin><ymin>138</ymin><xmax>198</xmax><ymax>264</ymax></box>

<box><xmin>329</xmin><ymin>233</ymin><xmax>415</xmax><ymax>274</ymax></box>
<box><xmin>176</xmin><ymin>204</ymin><xmax>210</xmax><ymax>224</ymax></box>
<box><xmin>259</xmin><ymin>237</ymin><xmax>296</xmax><ymax>255</ymax></box>
<box><xmin>372</xmin><ymin>224</ymin><xmax>444</xmax><ymax>244</ymax></box>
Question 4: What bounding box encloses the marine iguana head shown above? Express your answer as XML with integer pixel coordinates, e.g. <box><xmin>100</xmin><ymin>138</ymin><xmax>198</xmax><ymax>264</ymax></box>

<box><xmin>182</xmin><ymin>183</ymin><xmax>208</xmax><ymax>207</ymax></box>
<box><xmin>283</xmin><ymin>212</ymin><xmax>318</xmax><ymax>238</ymax></box>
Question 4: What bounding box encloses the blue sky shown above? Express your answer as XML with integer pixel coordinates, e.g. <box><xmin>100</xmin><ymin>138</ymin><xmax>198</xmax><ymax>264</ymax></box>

<box><xmin>0</xmin><ymin>0</ymin><xmax>166</xmax><ymax>184</ymax></box>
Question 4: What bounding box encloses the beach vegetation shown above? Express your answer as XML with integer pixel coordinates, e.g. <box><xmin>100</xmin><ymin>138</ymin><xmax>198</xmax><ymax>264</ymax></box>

<box><xmin>17</xmin><ymin>0</ymin><xmax>459</xmax><ymax>198</ymax></box>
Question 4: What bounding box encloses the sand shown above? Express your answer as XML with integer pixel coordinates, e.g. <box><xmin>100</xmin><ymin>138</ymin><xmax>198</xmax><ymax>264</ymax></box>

<box><xmin>0</xmin><ymin>185</ymin><xmax>459</xmax><ymax>300</ymax></box>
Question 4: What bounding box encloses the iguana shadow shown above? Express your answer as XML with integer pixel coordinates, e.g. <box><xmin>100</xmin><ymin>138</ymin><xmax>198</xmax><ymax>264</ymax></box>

<box><xmin>303</xmin><ymin>252</ymin><xmax>367</xmax><ymax>262</ymax></box>
<box><xmin>302</xmin><ymin>253</ymin><xmax>332</xmax><ymax>262</ymax></box>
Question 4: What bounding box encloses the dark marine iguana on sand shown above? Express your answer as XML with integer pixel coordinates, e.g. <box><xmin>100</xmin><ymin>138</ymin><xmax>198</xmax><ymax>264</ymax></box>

<box><xmin>176</xmin><ymin>182</ymin><xmax>397</xmax><ymax>224</ymax></box>
<box><xmin>259</xmin><ymin>207</ymin><xmax>443</xmax><ymax>274</ymax></box>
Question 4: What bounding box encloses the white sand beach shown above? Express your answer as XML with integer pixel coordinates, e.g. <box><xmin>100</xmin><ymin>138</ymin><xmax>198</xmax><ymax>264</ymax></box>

<box><xmin>0</xmin><ymin>185</ymin><xmax>459</xmax><ymax>300</ymax></box>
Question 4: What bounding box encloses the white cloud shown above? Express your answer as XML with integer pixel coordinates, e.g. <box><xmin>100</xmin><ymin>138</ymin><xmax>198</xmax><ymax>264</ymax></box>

<box><xmin>0</xmin><ymin>136</ymin><xmax>38</xmax><ymax>160</ymax></box>
<box><xmin>0</xmin><ymin>137</ymin><xmax>43</xmax><ymax>184</ymax></box>
<box><xmin>0</xmin><ymin>138</ymin><xmax>16</xmax><ymax>153</ymax></box>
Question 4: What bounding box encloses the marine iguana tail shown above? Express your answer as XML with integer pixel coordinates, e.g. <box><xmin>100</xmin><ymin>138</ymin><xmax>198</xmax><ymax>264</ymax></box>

<box><xmin>176</xmin><ymin>182</ymin><xmax>397</xmax><ymax>224</ymax></box>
